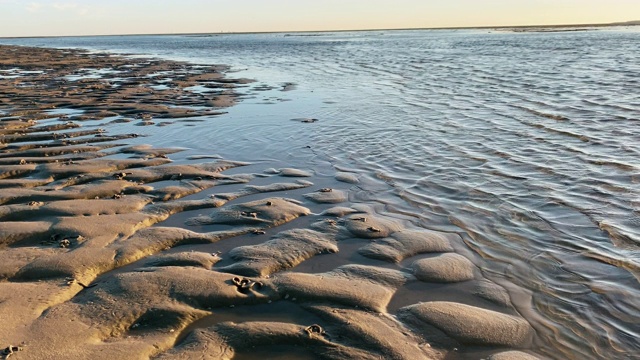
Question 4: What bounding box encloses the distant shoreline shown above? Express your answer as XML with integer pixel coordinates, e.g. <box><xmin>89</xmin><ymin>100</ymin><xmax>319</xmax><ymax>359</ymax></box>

<box><xmin>1</xmin><ymin>20</ymin><xmax>638</xmax><ymax>39</ymax></box>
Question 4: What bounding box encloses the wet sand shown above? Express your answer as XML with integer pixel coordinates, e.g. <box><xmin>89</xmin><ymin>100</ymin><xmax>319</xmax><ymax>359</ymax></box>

<box><xmin>0</xmin><ymin>45</ymin><xmax>542</xmax><ymax>359</ymax></box>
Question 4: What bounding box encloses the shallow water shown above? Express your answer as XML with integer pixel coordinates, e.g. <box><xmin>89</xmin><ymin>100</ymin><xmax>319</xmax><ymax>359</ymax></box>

<box><xmin>2</xmin><ymin>27</ymin><xmax>640</xmax><ymax>359</ymax></box>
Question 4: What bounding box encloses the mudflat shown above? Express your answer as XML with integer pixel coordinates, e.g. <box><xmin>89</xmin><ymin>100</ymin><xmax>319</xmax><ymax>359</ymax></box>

<box><xmin>0</xmin><ymin>45</ymin><xmax>541</xmax><ymax>359</ymax></box>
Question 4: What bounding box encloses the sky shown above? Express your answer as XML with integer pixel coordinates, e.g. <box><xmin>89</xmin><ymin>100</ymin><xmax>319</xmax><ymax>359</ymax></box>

<box><xmin>0</xmin><ymin>0</ymin><xmax>638</xmax><ymax>37</ymax></box>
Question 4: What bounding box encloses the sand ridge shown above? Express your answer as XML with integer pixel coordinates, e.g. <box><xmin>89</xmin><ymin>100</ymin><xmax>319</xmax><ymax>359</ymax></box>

<box><xmin>0</xmin><ymin>45</ymin><xmax>543</xmax><ymax>360</ymax></box>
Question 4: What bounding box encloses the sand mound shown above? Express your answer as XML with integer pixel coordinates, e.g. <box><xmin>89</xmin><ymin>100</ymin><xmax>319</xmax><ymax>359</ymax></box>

<box><xmin>343</xmin><ymin>213</ymin><xmax>403</xmax><ymax>239</ymax></box>
<box><xmin>335</xmin><ymin>172</ymin><xmax>360</xmax><ymax>184</ymax></box>
<box><xmin>11</xmin><ymin>267</ymin><xmax>274</xmax><ymax>359</ymax></box>
<box><xmin>13</xmin><ymin>226</ymin><xmax>251</xmax><ymax>282</ymax></box>
<box><xmin>358</xmin><ymin>229</ymin><xmax>455</xmax><ymax>263</ymax></box>
<box><xmin>279</xmin><ymin>168</ymin><xmax>313</xmax><ymax>177</ymax></box>
<box><xmin>146</xmin><ymin>251</ymin><xmax>222</xmax><ymax>269</ymax></box>
<box><xmin>160</xmin><ymin>306</ymin><xmax>442</xmax><ymax>360</ymax></box>
<box><xmin>411</xmin><ymin>253</ymin><xmax>476</xmax><ymax>283</ymax></box>
<box><xmin>320</xmin><ymin>206</ymin><xmax>359</xmax><ymax>217</ymax></box>
<box><xmin>489</xmin><ymin>351</ymin><xmax>542</xmax><ymax>360</ymax></box>
<box><xmin>185</xmin><ymin>197</ymin><xmax>310</xmax><ymax>227</ymax></box>
<box><xmin>219</xmin><ymin>228</ymin><xmax>338</xmax><ymax>277</ymax></box>
<box><xmin>307</xmin><ymin>305</ymin><xmax>442</xmax><ymax>359</ymax></box>
<box><xmin>158</xmin><ymin>321</ymin><xmax>374</xmax><ymax>360</ymax></box>
<box><xmin>273</xmin><ymin>265</ymin><xmax>410</xmax><ymax>312</ymax></box>
<box><xmin>213</xmin><ymin>181</ymin><xmax>312</xmax><ymax>201</ymax></box>
<box><xmin>398</xmin><ymin>302</ymin><xmax>533</xmax><ymax>347</ymax></box>
<box><xmin>304</xmin><ymin>189</ymin><xmax>348</xmax><ymax>204</ymax></box>
<box><xmin>474</xmin><ymin>280</ymin><xmax>513</xmax><ymax>307</ymax></box>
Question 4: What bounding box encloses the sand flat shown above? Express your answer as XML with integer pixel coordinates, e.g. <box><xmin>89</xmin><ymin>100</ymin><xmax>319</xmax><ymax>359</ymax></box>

<box><xmin>0</xmin><ymin>45</ymin><xmax>541</xmax><ymax>359</ymax></box>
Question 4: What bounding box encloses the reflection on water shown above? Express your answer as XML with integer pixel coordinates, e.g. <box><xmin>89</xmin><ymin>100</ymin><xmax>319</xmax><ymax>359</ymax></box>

<box><xmin>2</xmin><ymin>27</ymin><xmax>640</xmax><ymax>359</ymax></box>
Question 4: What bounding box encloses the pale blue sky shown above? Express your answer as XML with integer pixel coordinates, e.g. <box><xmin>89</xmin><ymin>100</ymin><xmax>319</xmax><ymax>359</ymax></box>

<box><xmin>0</xmin><ymin>0</ymin><xmax>638</xmax><ymax>37</ymax></box>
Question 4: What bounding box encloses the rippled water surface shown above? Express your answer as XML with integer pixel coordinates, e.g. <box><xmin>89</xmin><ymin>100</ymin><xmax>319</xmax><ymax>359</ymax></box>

<box><xmin>2</xmin><ymin>28</ymin><xmax>640</xmax><ymax>359</ymax></box>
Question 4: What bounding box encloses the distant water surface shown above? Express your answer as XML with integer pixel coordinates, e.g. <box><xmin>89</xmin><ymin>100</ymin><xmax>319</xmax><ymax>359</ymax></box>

<box><xmin>2</xmin><ymin>27</ymin><xmax>640</xmax><ymax>359</ymax></box>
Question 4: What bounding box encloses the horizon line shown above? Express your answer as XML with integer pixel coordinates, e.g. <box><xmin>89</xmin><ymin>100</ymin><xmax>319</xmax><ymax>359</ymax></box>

<box><xmin>1</xmin><ymin>20</ymin><xmax>638</xmax><ymax>40</ymax></box>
